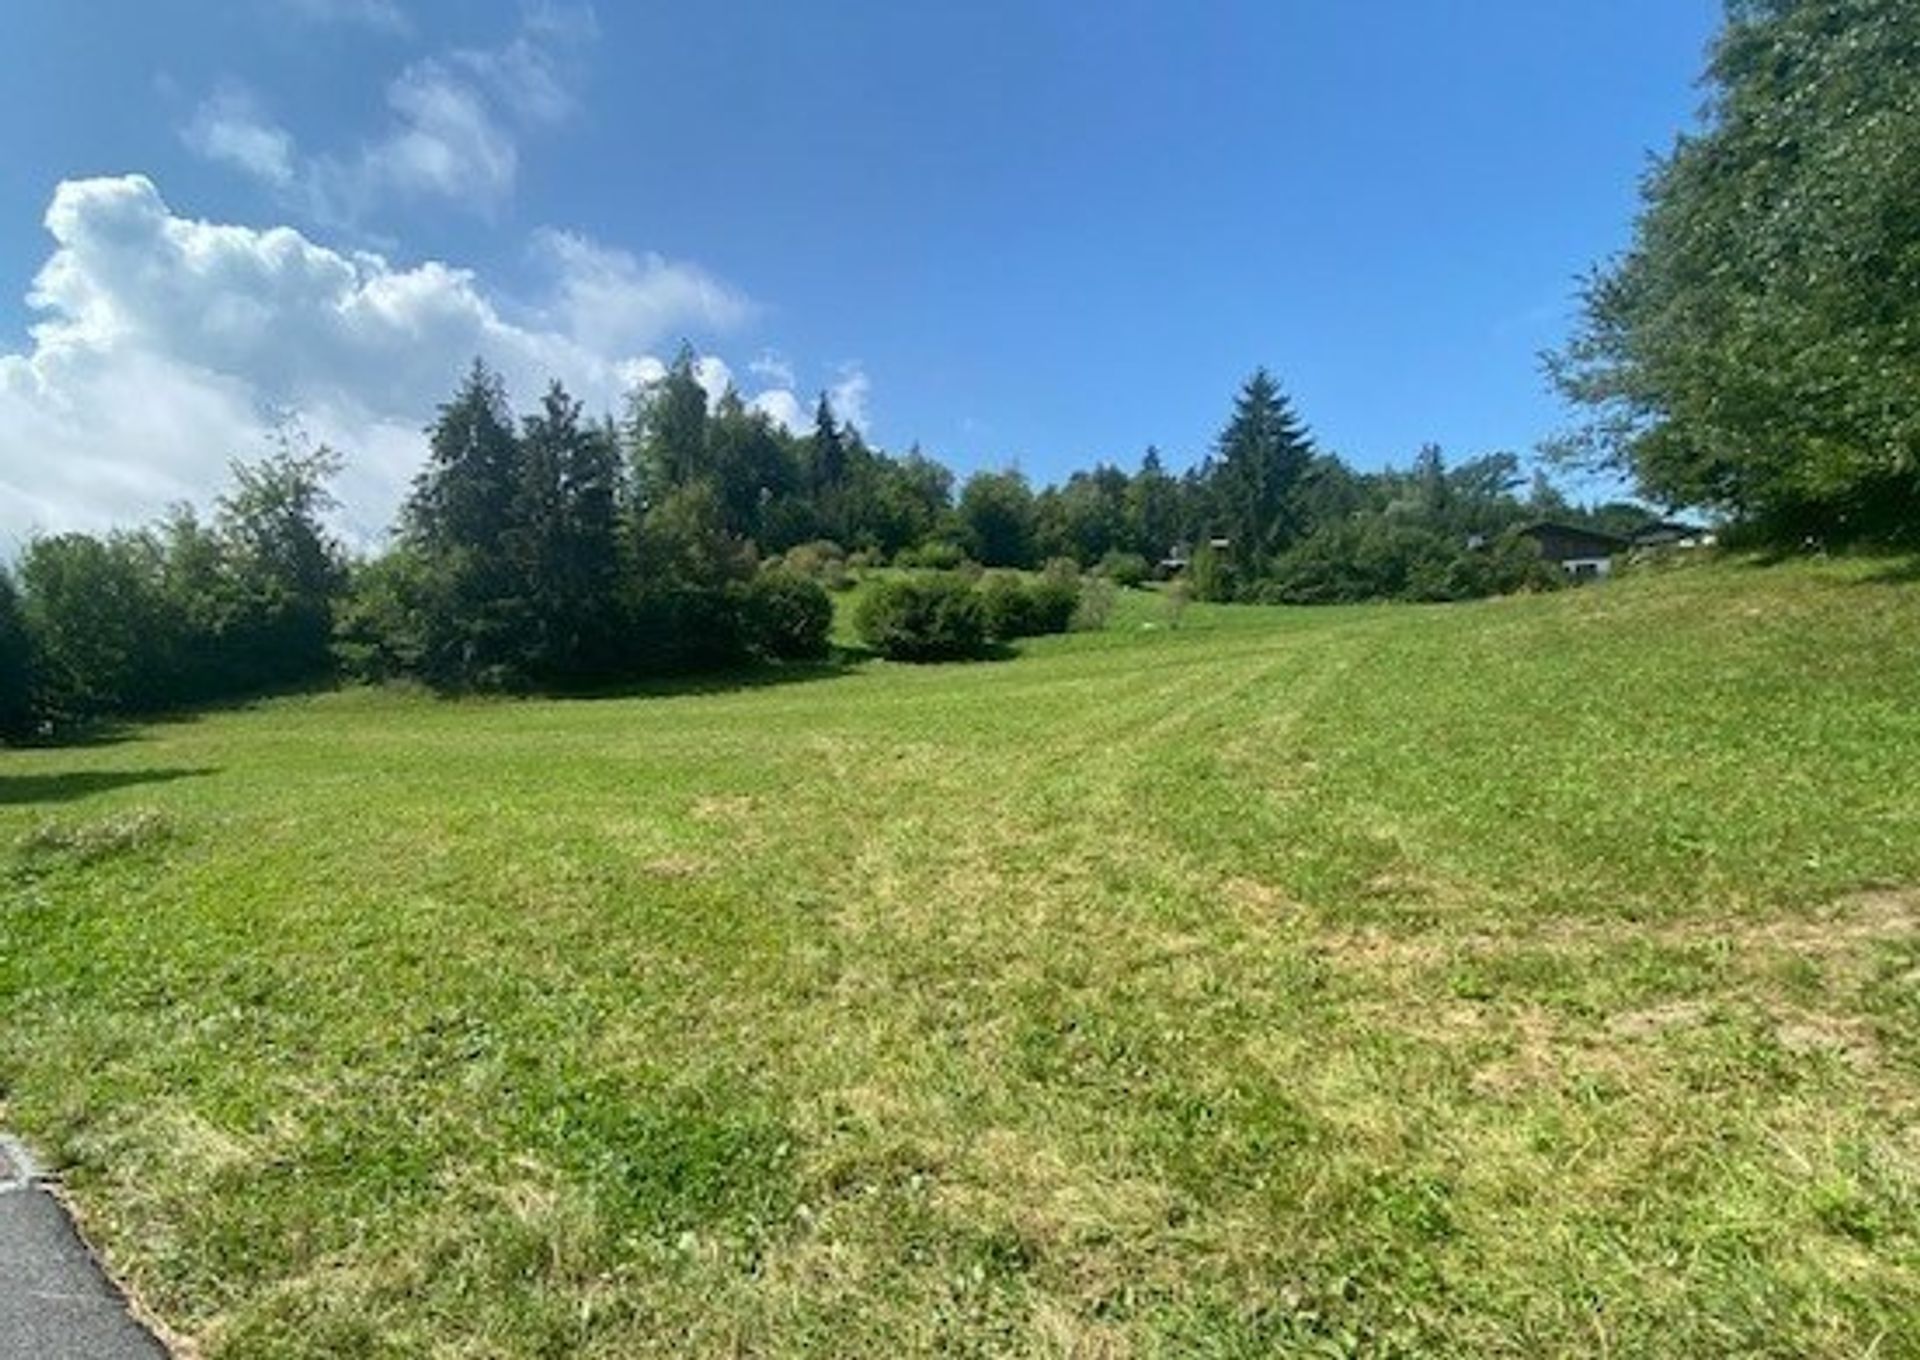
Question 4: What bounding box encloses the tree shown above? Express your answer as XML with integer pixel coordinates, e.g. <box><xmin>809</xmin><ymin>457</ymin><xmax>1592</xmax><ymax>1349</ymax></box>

<box><xmin>511</xmin><ymin>383</ymin><xmax>624</xmax><ymax>681</ymax></box>
<box><xmin>1213</xmin><ymin>369</ymin><xmax>1315</xmax><ymax>563</ymax></box>
<box><xmin>632</xmin><ymin>344</ymin><xmax>711</xmax><ymax>499</ymax></box>
<box><xmin>1550</xmin><ymin>0</ymin><xmax>1920</xmax><ymax>544</ymax></box>
<box><xmin>17</xmin><ymin>531</ymin><xmax>182</xmax><ymax>717</ymax></box>
<box><xmin>402</xmin><ymin>360</ymin><xmax>529</xmax><ymax>686</ymax></box>
<box><xmin>0</xmin><ymin>568</ymin><xmax>35</xmax><ymax>741</ymax></box>
<box><xmin>957</xmin><ymin>469</ymin><xmax>1037</xmax><ymax>568</ymax></box>
<box><xmin>1125</xmin><ymin>446</ymin><xmax>1182</xmax><ymax>561</ymax></box>
<box><xmin>215</xmin><ymin>440</ymin><xmax>348</xmax><ymax>687</ymax></box>
<box><xmin>706</xmin><ymin>392</ymin><xmax>793</xmax><ymax>543</ymax></box>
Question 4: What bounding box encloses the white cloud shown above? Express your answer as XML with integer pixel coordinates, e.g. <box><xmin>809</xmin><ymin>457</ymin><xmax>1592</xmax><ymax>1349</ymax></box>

<box><xmin>532</xmin><ymin>229</ymin><xmax>752</xmax><ymax>354</ymax></box>
<box><xmin>749</xmin><ymin>388</ymin><xmax>810</xmax><ymax>434</ymax></box>
<box><xmin>0</xmin><ymin>176</ymin><xmax>836</xmax><ymax>550</ymax></box>
<box><xmin>741</xmin><ymin>362</ymin><xmax>872</xmax><ymax>437</ymax></box>
<box><xmin>323</xmin><ymin>59</ymin><xmax>522</xmax><ymax>213</ymax></box>
<box><xmin>748</xmin><ymin>350</ymin><xmax>796</xmax><ymax>390</ymax></box>
<box><xmin>830</xmin><ymin>364</ymin><xmax>873</xmax><ymax>432</ymax></box>
<box><xmin>181</xmin><ymin>89</ymin><xmax>297</xmax><ymax>188</ymax></box>
<box><xmin>186</xmin><ymin>6</ymin><xmax>596</xmax><ymax>221</ymax></box>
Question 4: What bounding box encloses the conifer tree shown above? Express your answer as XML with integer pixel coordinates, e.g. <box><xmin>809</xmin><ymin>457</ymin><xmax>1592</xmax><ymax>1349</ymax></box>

<box><xmin>1213</xmin><ymin>368</ymin><xmax>1315</xmax><ymax>562</ymax></box>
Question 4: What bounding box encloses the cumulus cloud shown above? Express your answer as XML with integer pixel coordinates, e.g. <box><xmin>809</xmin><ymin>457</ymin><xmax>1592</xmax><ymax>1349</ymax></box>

<box><xmin>531</xmin><ymin>229</ymin><xmax>752</xmax><ymax>354</ymax></box>
<box><xmin>0</xmin><ymin>176</ymin><xmax>841</xmax><ymax>549</ymax></box>
<box><xmin>186</xmin><ymin>5</ymin><xmax>596</xmax><ymax>221</ymax></box>
<box><xmin>742</xmin><ymin>361</ymin><xmax>872</xmax><ymax>438</ymax></box>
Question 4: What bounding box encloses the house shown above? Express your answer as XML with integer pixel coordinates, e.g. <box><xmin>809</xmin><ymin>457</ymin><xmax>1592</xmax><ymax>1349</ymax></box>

<box><xmin>1631</xmin><ymin>520</ymin><xmax>1715</xmax><ymax>550</ymax></box>
<box><xmin>1516</xmin><ymin>521</ymin><xmax>1629</xmax><ymax>581</ymax></box>
<box><xmin>1158</xmin><ymin>538</ymin><xmax>1231</xmax><ymax>576</ymax></box>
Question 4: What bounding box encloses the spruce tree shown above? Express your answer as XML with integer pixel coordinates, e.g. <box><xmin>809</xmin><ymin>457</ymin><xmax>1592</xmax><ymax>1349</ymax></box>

<box><xmin>404</xmin><ymin>360</ymin><xmax>528</xmax><ymax>686</ymax></box>
<box><xmin>1213</xmin><ymin>368</ymin><xmax>1315</xmax><ymax>564</ymax></box>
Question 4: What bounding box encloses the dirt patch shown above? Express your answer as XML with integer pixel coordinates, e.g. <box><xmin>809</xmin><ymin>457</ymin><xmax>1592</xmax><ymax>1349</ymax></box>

<box><xmin>1774</xmin><ymin>1010</ymin><xmax>1879</xmax><ymax>1072</ymax></box>
<box><xmin>1606</xmin><ymin>1001</ymin><xmax>1712</xmax><ymax>1040</ymax></box>
<box><xmin>1221</xmin><ymin>876</ymin><xmax>1295</xmax><ymax>916</ymax></box>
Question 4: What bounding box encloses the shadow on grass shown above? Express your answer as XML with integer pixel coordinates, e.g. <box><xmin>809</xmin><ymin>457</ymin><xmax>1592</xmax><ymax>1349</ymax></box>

<box><xmin>555</xmin><ymin>655</ymin><xmax>866</xmax><ymax>703</ymax></box>
<box><xmin>0</xmin><ymin>767</ymin><xmax>217</xmax><ymax>807</ymax></box>
<box><xmin>1853</xmin><ymin>556</ymin><xmax>1920</xmax><ymax>586</ymax></box>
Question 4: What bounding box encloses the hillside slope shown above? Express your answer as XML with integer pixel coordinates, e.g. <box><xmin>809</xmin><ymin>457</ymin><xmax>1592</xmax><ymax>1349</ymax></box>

<box><xmin>3</xmin><ymin>557</ymin><xmax>1918</xmax><ymax>1357</ymax></box>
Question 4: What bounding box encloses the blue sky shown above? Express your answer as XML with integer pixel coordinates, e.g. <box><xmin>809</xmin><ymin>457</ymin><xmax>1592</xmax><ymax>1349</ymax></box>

<box><xmin>0</xmin><ymin>0</ymin><xmax>1722</xmax><ymax>543</ymax></box>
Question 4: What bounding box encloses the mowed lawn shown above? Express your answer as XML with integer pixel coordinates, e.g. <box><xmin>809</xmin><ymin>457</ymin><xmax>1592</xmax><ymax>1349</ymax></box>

<box><xmin>3</xmin><ymin>559</ymin><xmax>1920</xmax><ymax>1358</ymax></box>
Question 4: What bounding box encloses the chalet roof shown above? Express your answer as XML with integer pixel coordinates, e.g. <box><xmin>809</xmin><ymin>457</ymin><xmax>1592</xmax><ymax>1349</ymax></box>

<box><xmin>1516</xmin><ymin>520</ymin><xmax>1631</xmax><ymax>548</ymax></box>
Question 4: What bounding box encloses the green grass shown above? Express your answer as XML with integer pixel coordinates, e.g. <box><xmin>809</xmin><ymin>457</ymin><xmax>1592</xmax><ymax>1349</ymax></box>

<box><xmin>4</xmin><ymin>556</ymin><xmax>1919</xmax><ymax>1357</ymax></box>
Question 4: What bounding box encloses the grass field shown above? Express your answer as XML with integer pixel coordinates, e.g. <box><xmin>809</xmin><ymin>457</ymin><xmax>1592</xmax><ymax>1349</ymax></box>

<box><xmin>3</xmin><ymin>557</ymin><xmax>1919</xmax><ymax>1358</ymax></box>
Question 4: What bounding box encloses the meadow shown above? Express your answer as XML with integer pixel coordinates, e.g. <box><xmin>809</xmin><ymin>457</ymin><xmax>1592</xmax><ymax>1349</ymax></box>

<box><xmin>3</xmin><ymin>557</ymin><xmax>1919</xmax><ymax>1358</ymax></box>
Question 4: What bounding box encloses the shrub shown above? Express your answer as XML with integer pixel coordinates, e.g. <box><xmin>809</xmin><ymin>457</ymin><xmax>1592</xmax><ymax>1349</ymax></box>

<box><xmin>738</xmin><ymin>569</ymin><xmax>833</xmax><ymax>660</ymax></box>
<box><xmin>1074</xmin><ymin>577</ymin><xmax>1117</xmax><ymax>631</ymax></box>
<box><xmin>1096</xmin><ymin>550</ymin><xmax>1151</xmax><ymax>588</ymax></box>
<box><xmin>895</xmin><ymin>540</ymin><xmax>967</xmax><ymax>571</ymax></box>
<box><xmin>979</xmin><ymin>571</ymin><xmax>1081</xmax><ymax>641</ymax></box>
<box><xmin>979</xmin><ymin>572</ymin><xmax>1038</xmax><ymax>640</ymax></box>
<box><xmin>854</xmin><ymin>573</ymin><xmax>988</xmax><ymax>661</ymax></box>
<box><xmin>781</xmin><ymin>540</ymin><xmax>851</xmax><ymax>591</ymax></box>
<box><xmin>1163</xmin><ymin>578</ymin><xmax>1193</xmax><ymax>627</ymax></box>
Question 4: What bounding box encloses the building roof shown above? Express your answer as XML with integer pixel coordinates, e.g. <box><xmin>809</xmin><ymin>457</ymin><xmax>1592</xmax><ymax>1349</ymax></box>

<box><xmin>1516</xmin><ymin>521</ymin><xmax>1631</xmax><ymax>558</ymax></box>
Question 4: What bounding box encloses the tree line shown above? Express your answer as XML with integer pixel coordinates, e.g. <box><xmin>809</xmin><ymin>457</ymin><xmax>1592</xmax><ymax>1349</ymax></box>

<box><xmin>2</xmin><ymin>347</ymin><xmax>1593</xmax><ymax>740</ymax></box>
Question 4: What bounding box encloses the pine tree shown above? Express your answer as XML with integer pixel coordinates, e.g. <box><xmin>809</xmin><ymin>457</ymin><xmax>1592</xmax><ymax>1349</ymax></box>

<box><xmin>634</xmin><ymin>344</ymin><xmax>711</xmax><ymax>499</ymax></box>
<box><xmin>406</xmin><ymin>359</ymin><xmax>521</xmax><ymax>556</ymax></box>
<box><xmin>510</xmin><ymin>382</ymin><xmax>624</xmax><ymax>680</ymax></box>
<box><xmin>1213</xmin><ymin>369</ymin><xmax>1315</xmax><ymax>563</ymax></box>
<box><xmin>403</xmin><ymin>360</ymin><xmax>528</xmax><ymax>686</ymax></box>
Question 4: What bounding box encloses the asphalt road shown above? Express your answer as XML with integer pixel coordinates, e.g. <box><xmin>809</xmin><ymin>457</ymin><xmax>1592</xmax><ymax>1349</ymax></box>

<box><xmin>0</xmin><ymin>1138</ymin><xmax>169</xmax><ymax>1360</ymax></box>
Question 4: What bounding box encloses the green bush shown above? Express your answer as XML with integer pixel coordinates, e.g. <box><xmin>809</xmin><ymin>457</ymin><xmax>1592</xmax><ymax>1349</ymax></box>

<box><xmin>854</xmin><ymin>573</ymin><xmax>988</xmax><ymax>661</ymax></box>
<box><xmin>895</xmin><ymin>540</ymin><xmax>968</xmax><ymax>571</ymax></box>
<box><xmin>739</xmin><ymin>569</ymin><xmax>833</xmax><ymax>660</ymax></box>
<box><xmin>1096</xmin><ymin>550</ymin><xmax>1151</xmax><ymax>588</ymax></box>
<box><xmin>1073</xmin><ymin>577</ymin><xmax>1117</xmax><ymax>631</ymax></box>
<box><xmin>979</xmin><ymin>571</ymin><xmax>1081</xmax><ymax>641</ymax></box>
<box><xmin>781</xmin><ymin>540</ymin><xmax>851</xmax><ymax>591</ymax></box>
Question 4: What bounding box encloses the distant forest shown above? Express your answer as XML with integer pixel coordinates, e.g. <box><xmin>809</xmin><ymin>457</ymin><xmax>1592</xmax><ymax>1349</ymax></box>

<box><xmin>3</xmin><ymin>0</ymin><xmax>1915</xmax><ymax>737</ymax></box>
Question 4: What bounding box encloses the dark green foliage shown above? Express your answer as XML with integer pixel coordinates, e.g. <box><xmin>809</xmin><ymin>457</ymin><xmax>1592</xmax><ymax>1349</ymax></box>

<box><xmin>854</xmin><ymin>573</ymin><xmax>989</xmax><ymax>661</ymax></box>
<box><xmin>1096</xmin><ymin>550</ymin><xmax>1151</xmax><ymax>588</ymax></box>
<box><xmin>957</xmin><ymin>470</ymin><xmax>1038</xmax><ymax>568</ymax></box>
<box><xmin>17</xmin><ymin>531</ymin><xmax>184</xmax><ymax>718</ymax></box>
<box><xmin>738</xmin><ymin>569</ymin><xmax>833</xmax><ymax>661</ymax></box>
<box><xmin>1187</xmin><ymin>540</ymin><xmax>1235</xmax><ymax>603</ymax></box>
<box><xmin>631</xmin><ymin>345</ymin><xmax>711</xmax><ymax>499</ymax></box>
<box><xmin>976</xmin><ymin>573</ymin><xmax>1068</xmax><ymax>641</ymax></box>
<box><xmin>1036</xmin><ymin>464</ymin><xmax>1131</xmax><ymax>564</ymax></box>
<box><xmin>509</xmin><ymin>384</ymin><xmax>625</xmax><ymax>683</ymax></box>
<box><xmin>1551</xmin><ymin>0</ymin><xmax>1920</xmax><ymax>545</ymax></box>
<box><xmin>210</xmin><ymin>443</ymin><xmax>349</xmax><ymax>690</ymax></box>
<box><xmin>1213</xmin><ymin>368</ymin><xmax>1315</xmax><ymax>564</ymax></box>
<box><xmin>402</xmin><ymin>361</ymin><xmax>530</xmax><ymax>686</ymax></box>
<box><xmin>894</xmin><ymin>540</ymin><xmax>968</xmax><ymax>571</ymax></box>
<box><xmin>332</xmin><ymin>549</ymin><xmax>437</xmax><ymax>684</ymax></box>
<box><xmin>0</xmin><ymin>568</ymin><xmax>36</xmax><ymax>741</ymax></box>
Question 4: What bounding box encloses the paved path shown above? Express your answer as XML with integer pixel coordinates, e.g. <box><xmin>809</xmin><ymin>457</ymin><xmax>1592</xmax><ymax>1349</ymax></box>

<box><xmin>0</xmin><ymin>1137</ymin><xmax>169</xmax><ymax>1360</ymax></box>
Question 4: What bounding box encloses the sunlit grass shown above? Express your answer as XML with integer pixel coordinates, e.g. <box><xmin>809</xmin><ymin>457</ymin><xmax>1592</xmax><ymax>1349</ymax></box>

<box><xmin>3</xmin><ymin>556</ymin><xmax>1918</xmax><ymax>1357</ymax></box>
